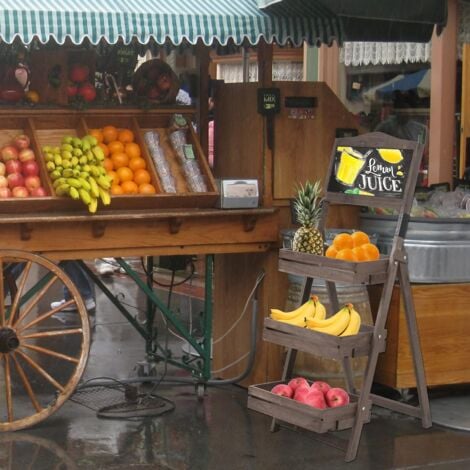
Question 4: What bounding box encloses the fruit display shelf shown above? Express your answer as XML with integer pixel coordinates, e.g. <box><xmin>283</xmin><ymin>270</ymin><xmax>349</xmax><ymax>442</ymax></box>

<box><xmin>278</xmin><ymin>248</ymin><xmax>389</xmax><ymax>285</ymax></box>
<box><xmin>263</xmin><ymin>318</ymin><xmax>377</xmax><ymax>360</ymax></box>
<box><xmin>0</xmin><ymin>109</ymin><xmax>219</xmax><ymax>214</ymax></box>
<box><xmin>248</xmin><ymin>381</ymin><xmax>370</xmax><ymax>434</ymax></box>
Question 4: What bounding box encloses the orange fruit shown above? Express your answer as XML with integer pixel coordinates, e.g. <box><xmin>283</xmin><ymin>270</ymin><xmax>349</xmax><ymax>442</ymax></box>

<box><xmin>128</xmin><ymin>157</ymin><xmax>146</xmax><ymax>171</ymax></box>
<box><xmin>335</xmin><ymin>248</ymin><xmax>355</xmax><ymax>262</ymax></box>
<box><xmin>333</xmin><ymin>233</ymin><xmax>354</xmax><ymax>251</ymax></box>
<box><xmin>116</xmin><ymin>166</ymin><xmax>134</xmax><ymax>183</ymax></box>
<box><xmin>98</xmin><ymin>142</ymin><xmax>110</xmax><ymax>157</ymax></box>
<box><xmin>110</xmin><ymin>184</ymin><xmax>124</xmax><ymax>195</ymax></box>
<box><xmin>102</xmin><ymin>125</ymin><xmax>118</xmax><ymax>144</ymax></box>
<box><xmin>352</xmin><ymin>246</ymin><xmax>367</xmax><ymax>262</ymax></box>
<box><xmin>362</xmin><ymin>243</ymin><xmax>380</xmax><ymax>261</ymax></box>
<box><xmin>125</xmin><ymin>142</ymin><xmax>141</xmax><ymax>159</ymax></box>
<box><xmin>121</xmin><ymin>180</ymin><xmax>139</xmax><ymax>194</ymax></box>
<box><xmin>118</xmin><ymin>128</ymin><xmax>134</xmax><ymax>143</ymax></box>
<box><xmin>103</xmin><ymin>158</ymin><xmax>114</xmax><ymax>172</ymax></box>
<box><xmin>89</xmin><ymin>129</ymin><xmax>104</xmax><ymax>143</ymax></box>
<box><xmin>351</xmin><ymin>231</ymin><xmax>370</xmax><ymax>247</ymax></box>
<box><xmin>139</xmin><ymin>183</ymin><xmax>156</xmax><ymax>194</ymax></box>
<box><xmin>133</xmin><ymin>168</ymin><xmax>151</xmax><ymax>186</ymax></box>
<box><xmin>107</xmin><ymin>170</ymin><xmax>119</xmax><ymax>185</ymax></box>
<box><xmin>325</xmin><ymin>245</ymin><xmax>338</xmax><ymax>258</ymax></box>
<box><xmin>108</xmin><ymin>141</ymin><xmax>125</xmax><ymax>155</ymax></box>
<box><xmin>111</xmin><ymin>152</ymin><xmax>130</xmax><ymax>169</ymax></box>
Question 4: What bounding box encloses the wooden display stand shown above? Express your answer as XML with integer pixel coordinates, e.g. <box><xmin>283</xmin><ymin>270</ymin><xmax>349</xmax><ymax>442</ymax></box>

<box><xmin>247</xmin><ymin>132</ymin><xmax>432</xmax><ymax>461</ymax></box>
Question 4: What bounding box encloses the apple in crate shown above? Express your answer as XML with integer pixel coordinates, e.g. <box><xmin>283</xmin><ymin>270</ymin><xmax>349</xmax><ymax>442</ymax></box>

<box><xmin>0</xmin><ymin>175</ymin><xmax>7</xmax><ymax>188</ymax></box>
<box><xmin>270</xmin><ymin>383</ymin><xmax>293</xmax><ymax>398</ymax></box>
<box><xmin>7</xmin><ymin>173</ymin><xmax>24</xmax><ymax>189</ymax></box>
<box><xmin>0</xmin><ymin>187</ymin><xmax>12</xmax><ymax>198</ymax></box>
<box><xmin>6</xmin><ymin>160</ymin><xmax>21</xmax><ymax>174</ymax></box>
<box><xmin>18</xmin><ymin>148</ymin><xmax>35</xmax><ymax>162</ymax></box>
<box><xmin>1</xmin><ymin>145</ymin><xmax>19</xmax><ymax>162</ymax></box>
<box><xmin>12</xmin><ymin>186</ymin><xmax>29</xmax><ymax>198</ymax></box>
<box><xmin>304</xmin><ymin>389</ymin><xmax>327</xmax><ymax>409</ymax></box>
<box><xmin>0</xmin><ymin>162</ymin><xmax>5</xmax><ymax>176</ymax></box>
<box><xmin>22</xmin><ymin>160</ymin><xmax>40</xmax><ymax>177</ymax></box>
<box><xmin>25</xmin><ymin>175</ymin><xmax>41</xmax><ymax>192</ymax></box>
<box><xmin>13</xmin><ymin>134</ymin><xmax>30</xmax><ymax>150</ymax></box>
<box><xmin>310</xmin><ymin>381</ymin><xmax>331</xmax><ymax>395</ymax></box>
<box><xmin>30</xmin><ymin>187</ymin><xmax>47</xmax><ymax>197</ymax></box>
<box><xmin>325</xmin><ymin>387</ymin><xmax>350</xmax><ymax>408</ymax></box>
<box><xmin>293</xmin><ymin>384</ymin><xmax>311</xmax><ymax>402</ymax></box>
<box><xmin>287</xmin><ymin>377</ymin><xmax>310</xmax><ymax>391</ymax></box>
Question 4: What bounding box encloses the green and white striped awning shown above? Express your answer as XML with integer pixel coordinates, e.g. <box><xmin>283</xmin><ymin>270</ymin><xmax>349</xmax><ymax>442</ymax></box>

<box><xmin>0</xmin><ymin>0</ymin><xmax>341</xmax><ymax>47</ymax></box>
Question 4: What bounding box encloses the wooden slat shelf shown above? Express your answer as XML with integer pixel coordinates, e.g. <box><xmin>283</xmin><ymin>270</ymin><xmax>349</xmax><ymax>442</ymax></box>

<box><xmin>263</xmin><ymin>318</ymin><xmax>376</xmax><ymax>360</ymax></box>
<box><xmin>278</xmin><ymin>248</ymin><xmax>389</xmax><ymax>285</ymax></box>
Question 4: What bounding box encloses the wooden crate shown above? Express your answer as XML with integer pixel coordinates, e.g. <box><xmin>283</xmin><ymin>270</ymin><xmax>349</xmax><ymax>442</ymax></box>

<box><xmin>370</xmin><ymin>283</ymin><xmax>470</xmax><ymax>389</ymax></box>
<box><xmin>248</xmin><ymin>381</ymin><xmax>364</xmax><ymax>433</ymax></box>
<box><xmin>0</xmin><ymin>110</ymin><xmax>219</xmax><ymax>213</ymax></box>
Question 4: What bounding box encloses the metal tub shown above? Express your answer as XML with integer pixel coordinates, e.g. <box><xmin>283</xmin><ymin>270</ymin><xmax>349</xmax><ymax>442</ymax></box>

<box><xmin>360</xmin><ymin>214</ymin><xmax>470</xmax><ymax>283</ymax></box>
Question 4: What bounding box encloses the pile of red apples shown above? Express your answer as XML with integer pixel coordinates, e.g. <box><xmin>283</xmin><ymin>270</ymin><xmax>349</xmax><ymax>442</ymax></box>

<box><xmin>271</xmin><ymin>377</ymin><xmax>350</xmax><ymax>409</ymax></box>
<box><xmin>0</xmin><ymin>134</ymin><xmax>48</xmax><ymax>198</ymax></box>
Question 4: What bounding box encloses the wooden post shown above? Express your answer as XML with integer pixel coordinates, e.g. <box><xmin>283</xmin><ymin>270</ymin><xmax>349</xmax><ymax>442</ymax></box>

<box><xmin>429</xmin><ymin>0</ymin><xmax>458</xmax><ymax>185</ymax></box>
<box><xmin>197</xmin><ymin>41</ymin><xmax>210</xmax><ymax>156</ymax></box>
<box><xmin>318</xmin><ymin>43</ymin><xmax>340</xmax><ymax>96</ymax></box>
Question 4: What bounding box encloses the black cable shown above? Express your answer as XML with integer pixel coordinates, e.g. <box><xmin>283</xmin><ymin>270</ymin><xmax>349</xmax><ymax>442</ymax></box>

<box><xmin>140</xmin><ymin>257</ymin><xmax>196</xmax><ymax>287</ymax></box>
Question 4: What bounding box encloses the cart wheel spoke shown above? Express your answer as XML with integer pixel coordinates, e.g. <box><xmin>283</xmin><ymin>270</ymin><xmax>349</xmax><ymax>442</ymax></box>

<box><xmin>3</xmin><ymin>354</ymin><xmax>14</xmax><ymax>422</ymax></box>
<box><xmin>20</xmin><ymin>343</ymin><xmax>80</xmax><ymax>364</ymax></box>
<box><xmin>10</xmin><ymin>353</ymin><xmax>42</xmax><ymax>413</ymax></box>
<box><xmin>17</xmin><ymin>299</ymin><xmax>76</xmax><ymax>333</ymax></box>
<box><xmin>14</xmin><ymin>349</ymin><xmax>65</xmax><ymax>393</ymax></box>
<box><xmin>0</xmin><ymin>250</ymin><xmax>90</xmax><ymax>432</ymax></box>
<box><xmin>7</xmin><ymin>261</ymin><xmax>32</xmax><ymax>327</ymax></box>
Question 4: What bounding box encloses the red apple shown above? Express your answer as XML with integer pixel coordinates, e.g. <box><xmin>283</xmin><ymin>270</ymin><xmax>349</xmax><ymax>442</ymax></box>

<box><xmin>78</xmin><ymin>82</ymin><xmax>96</xmax><ymax>102</ymax></box>
<box><xmin>304</xmin><ymin>390</ymin><xmax>328</xmax><ymax>409</ymax></box>
<box><xmin>18</xmin><ymin>148</ymin><xmax>35</xmax><ymax>162</ymax></box>
<box><xmin>0</xmin><ymin>162</ymin><xmax>5</xmax><ymax>176</ymax></box>
<box><xmin>67</xmin><ymin>83</ymin><xmax>78</xmax><ymax>97</ymax></box>
<box><xmin>7</xmin><ymin>173</ymin><xmax>25</xmax><ymax>189</ymax></box>
<box><xmin>5</xmin><ymin>160</ymin><xmax>22</xmax><ymax>175</ymax></box>
<box><xmin>0</xmin><ymin>187</ymin><xmax>12</xmax><ymax>198</ymax></box>
<box><xmin>0</xmin><ymin>175</ymin><xmax>8</xmax><ymax>188</ymax></box>
<box><xmin>287</xmin><ymin>377</ymin><xmax>310</xmax><ymax>391</ymax></box>
<box><xmin>325</xmin><ymin>387</ymin><xmax>350</xmax><ymax>408</ymax></box>
<box><xmin>270</xmin><ymin>384</ymin><xmax>293</xmax><ymax>398</ymax></box>
<box><xmin>22</xmin><ymin>160</ymin><xmax>40</xmax><ymax>176</ymax></box>
<box><xmin>30</xmin><ymin>186</ymin><xmax>48</xmax><ymax>197</ymax></box>
<box><xmin>1</xmin><ymin>145</ymin><xmax>19</xmax><ymax>162</ymax></box>
<box><xmin>293</xmin><ymin>384</ymin><xmax>311</xmax><ymax>402</ymax></box>
<box><xmin>13</xmin><ymin>134</ymin><xmax>30</xmax><ymax>150</ymax></box>
<box><xmin>24</xmin><ymin>175</ymin><xmax>41</xmax><ymax>191</ymax></box>
<box><xmin>69</xmin><ymin>64</ymin><xmax>89</xmax><ymax>83</ymax></box>
<box><xmin>12</xmin><ymin>186</ymin><xmax>29</xmax><ymax>198</ymax></box>
<box><xmin>310</xmin><ymin>381</ymin><xmax>331</xmax><ymax>395</ymax></box>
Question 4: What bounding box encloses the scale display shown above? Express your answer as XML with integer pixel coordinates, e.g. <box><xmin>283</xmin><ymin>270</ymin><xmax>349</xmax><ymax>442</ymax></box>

<box><xmin>327</xmin><ymin>145</ymin><xmax>413</xmax><ymax>198</ymax></box>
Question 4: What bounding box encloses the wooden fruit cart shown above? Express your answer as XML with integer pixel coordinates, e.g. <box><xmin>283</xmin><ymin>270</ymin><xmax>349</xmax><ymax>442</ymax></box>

<box><xmin>248</xmin><ymin>132</ymin><xmax>432</xmax><ymax>461</ymax></box>
<box><xmin>0</xmin><ymin>106</ymin><xmax>279</xmax><ymax>431</ymax></box>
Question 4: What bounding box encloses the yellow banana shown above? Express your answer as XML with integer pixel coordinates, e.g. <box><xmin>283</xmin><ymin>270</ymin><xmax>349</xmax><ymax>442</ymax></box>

<box><xmin>306</xmin><ymin>303</ymin><xmax>351</xmax><ymax>330</ymax></box>
<box><xmin>98</xmin><ymin>187</ymin><xmax>111</xmax><ymax>206</ymax></box>
<box><xmin>270</xmin><ymin>296</ymin><xmax>315</xmax><ymax>321</ymax></box>
<box><xmin>78</xmin><ymin>177</ymin><xmax>91</xmax><ymax>192</ymax></box>
<box><xmin>88</xmin><ymin>177</ymin><xmax>100</xmax><ymax>198</ymax></box>
<box><xmin>88</xmin><ymin>197</ymin><xmax>98</xmax><ymax>214</ymax></box>
<box><xmin>66</xmin><ymin>178</ymin><xmax>82</xmax><ymax>189</ymax></box>
<box><xmin>340</xmin><ymin>307</ymin><xmax>361</xmax><ymax>336</ymax></box>
<box><xmin>69</xmin><ymin>187</ymin><xmax>80</xmax><ymax>200</ymax></box>
<box><xmin>79</xmin><ymin>188</ymin><xmax>91</xmax><ymax>205</ymax></box>
<box><xmin>55</xmin><ymin>183</ymin><xmax>70</xmax><ymax>197</ymax></box>
<box><xmin>311</xmin><ymin>295</ymin><xmax>326</xmax><ymax>320</ymax></box>
<box><xmin>97</xmin><ymin>175</ymin><xmax>111</xmax><ymax>190</ymax></box>
<box><xmin>308</xmin><ymin>305</ymin><xmax>351</xmax><ymax>336</ymax></box>
<box><xmin>274</xmin><ymin>314</ymin><xmax>308</xmax><ymax>328</ymax></box>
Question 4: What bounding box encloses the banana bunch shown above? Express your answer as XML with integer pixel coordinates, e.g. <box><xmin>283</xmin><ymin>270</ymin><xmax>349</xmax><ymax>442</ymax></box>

<box><xmin>306</xmin><ymin>303</ymin><xmax>361</xmax><ymax>336</ymax></box>
<box><xmin>43</xmin><ymin>135</ymin><xmax>112</xmax><ymax>213</ymax></box>
<box><xmin>270</xmin><ymin>295</ymin><xmax>327</xmax><ymax>328</ymax></box>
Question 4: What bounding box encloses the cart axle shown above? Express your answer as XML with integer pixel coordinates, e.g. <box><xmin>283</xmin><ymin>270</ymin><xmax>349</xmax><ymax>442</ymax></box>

<box><xmin>0</xmin><ymin>328</ymin><xmax>20</xmax><ymax>353</ymax></box>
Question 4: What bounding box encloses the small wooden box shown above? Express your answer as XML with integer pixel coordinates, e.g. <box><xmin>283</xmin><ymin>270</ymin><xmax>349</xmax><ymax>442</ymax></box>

<box><xmin>370</xmin><ymin>283</ymin><xmax>470</xmax><ymax>389</ymax></box>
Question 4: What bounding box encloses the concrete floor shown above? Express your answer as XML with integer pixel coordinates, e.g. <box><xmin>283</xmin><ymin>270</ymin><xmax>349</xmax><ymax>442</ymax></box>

<box><xmin>4</xmin><ymin>263</ymin><xmax>470</xmax><ymax>470</ymax></box>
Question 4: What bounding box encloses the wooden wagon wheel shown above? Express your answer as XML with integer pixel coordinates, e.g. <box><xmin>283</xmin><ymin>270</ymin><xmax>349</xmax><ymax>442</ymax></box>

<box><xmin>0</xmin><ymin>250</ymin><xmax>90</xmax><ymax>432</ymax></box>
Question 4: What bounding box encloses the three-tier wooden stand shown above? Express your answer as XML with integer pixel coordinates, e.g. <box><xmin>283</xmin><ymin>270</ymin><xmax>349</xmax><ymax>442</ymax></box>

<box><xmin>248</xmin><ymin>132</ymin><xmax>432</xmax><ymax>462</ymax></box>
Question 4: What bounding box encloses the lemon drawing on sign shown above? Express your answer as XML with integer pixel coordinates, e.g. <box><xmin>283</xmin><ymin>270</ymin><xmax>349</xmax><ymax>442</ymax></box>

<box><xmin>378</xmin><ymin>148</ymin><xmax>403</xmax><ymax>164</ymax></box>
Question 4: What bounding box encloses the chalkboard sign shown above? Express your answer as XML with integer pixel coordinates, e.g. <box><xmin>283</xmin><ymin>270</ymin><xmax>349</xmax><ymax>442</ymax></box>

<box><xmin>257</xmin><ymin>88</ymin><xmax>280</xmax><ymax>115</ymax></box>
<box><xmin>327</xmin><ymin>145</ymin><xmax>413</xmax><ymax>198</ymax></box>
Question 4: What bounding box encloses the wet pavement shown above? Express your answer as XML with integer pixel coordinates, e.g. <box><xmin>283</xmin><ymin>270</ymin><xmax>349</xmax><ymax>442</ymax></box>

<box><xmin>3</xmin><ymin>262</ymin><xmax>470</xmax><ymax>469</ymax></box>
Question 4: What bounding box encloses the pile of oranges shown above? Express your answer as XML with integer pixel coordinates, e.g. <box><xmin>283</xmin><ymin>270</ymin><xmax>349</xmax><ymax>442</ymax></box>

<box><xmin>325</xmin><ymin>231</ymin><xmax>380</xmax><ymax>262</ymax></box>
<box><xmin>89</xmin><ymin>126</ymin><xmax>157</xmax><ymax>195</ymax></box>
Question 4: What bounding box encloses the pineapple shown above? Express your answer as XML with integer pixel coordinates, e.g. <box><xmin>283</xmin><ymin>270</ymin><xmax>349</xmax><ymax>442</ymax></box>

<box><xmin>292</xmin><ymin>180</ymin><xmax>324</xmax><ymax>254</ymax></box>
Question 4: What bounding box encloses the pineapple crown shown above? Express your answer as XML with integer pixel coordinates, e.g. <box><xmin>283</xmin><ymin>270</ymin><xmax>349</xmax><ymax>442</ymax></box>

<box><xmin>293</xmin><ymin>180</ymin><xmax>323</xmax><ymax>228</ymax></box>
